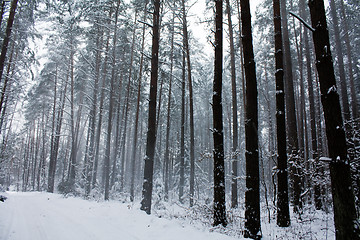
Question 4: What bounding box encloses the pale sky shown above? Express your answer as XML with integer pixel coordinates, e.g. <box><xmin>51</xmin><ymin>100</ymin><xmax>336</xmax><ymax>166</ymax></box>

<box><xmin>189</xmin><ymin>0</ymin><xmax>262</xmax><ymax>55</ymax></box>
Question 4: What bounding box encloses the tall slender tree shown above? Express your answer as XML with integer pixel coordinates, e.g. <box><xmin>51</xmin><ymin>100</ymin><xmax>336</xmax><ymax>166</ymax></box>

<box><xmin>104</xmin><ymin>0</ymin><xmax>121</xmax><ymax>201</ymax></box>
<box><xmin>213</xmin><ymin>0</ymin><xmax>227</xmax><ymax>227</ymax></box>
<box><xmin>273</xmin><ymin>0</ymin><xmax>290</xmax><ymax>227</ymax></box>
<box><xmin>328</xmin><ymin>0</ymin><xmax>351</xmax><ymax>123</ymax></box>
<box><xmin>338</xmin><ymin>0</ymin><xmax>358</xmax><ymax>119</ymax></box>
<box><xmin>163</xmin><ymin>1</ymin><xmax>175</xmax><ymax>201</ymax></box>
<box><xmin>240</xmin><ymin>0</ymin><xmax>261</xmax><ymax>237</ymax></box>
<box><xmin>280</xmin><ymin>0</ymin><xmax>302</xmax><ymax>213</ymax></box>
<box><xmin>308</xmin><ymin>0</ymin><xmax>359</xmax><ymax>239</ymax></box>
<box><xmin>225</xmin><ymin>0</ymin><xmax>239</xmax><ymax>209</ymax></box>
<box><xmin>181</xmin><ymin>0</ymin><xmax>195</xmax><ymax>207</ymax></box>
<box><xmin>130</xmin><ymin>1</ymin><xmax>148</xmax><ymax>202</ymax></box>
<box><xmin>140</xmin><ymin>0</ymin><xmax>161</xmax><ymax>215</ymax></box>
<box><xmin>0</xmin><ymin>0</ymin><xmax>18</xmax><ymax>85</ymax></box>
<box><xmin>299</xmin><ymin>0</ymin><xmax>322</xmax><ymax>210</ymax></box>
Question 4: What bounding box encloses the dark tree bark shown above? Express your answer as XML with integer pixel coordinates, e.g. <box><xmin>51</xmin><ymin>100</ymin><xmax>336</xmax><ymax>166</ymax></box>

<box><xmin>308</xmin><ymin>1</ymin><xmax>358</xmax><ymax>239</ymax></box>
<box><xmin>280</xmin><ymin>0</ymin><xmax>302</xmax><ymax>213</ymax></box>
<box><xmin>273</xmin><ymin>0</ymin><xmax>290</xmax><ymax>227</ymax></box>
<box><xmin>0</xmin><ymin>33</ymin><xmax>16</xmax><ymax>135</ymax></box>
<box><xmin>0</xmin><ymin>0</ymin><xmax>18</xmax><ymax>85</ymax></box>
<box><xmin>140</xmin><ymin>0</ymin><xmax>161</xmax><ymax>215</ymax></box>
<box><xmin>212</xmin><ymin>0</ymin><xmax>227</xmax><ymax>228</ymax></box>
<box><xmin>240</xmin><ymin>0</ymin><xmax>260</xmax><ymax>237</ymax></box>
<box><xmin>225</xmin><ymin>0</ymin><xmax>239</xmax><ymax>209</ymax></box>
<box><xmin>179</xmin><ymin>48</ymin><xmax>186</xmax><ymax>204</ymax></box>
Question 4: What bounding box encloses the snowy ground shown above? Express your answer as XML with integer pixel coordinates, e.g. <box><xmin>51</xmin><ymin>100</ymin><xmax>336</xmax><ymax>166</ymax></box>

<box><xmin>0</xmin><ymin>191</ymin><xmax>335</xmax><ymax>240</ymax></box>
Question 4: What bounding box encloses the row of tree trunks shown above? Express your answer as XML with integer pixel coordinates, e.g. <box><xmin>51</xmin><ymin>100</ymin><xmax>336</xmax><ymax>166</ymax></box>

<box><xmin>48</xmin><ymin>69</ymin><xmax>68</xmax><ymax>193</ymax></box>
<box><xmin>103</xmin><ymin>0</ymin><xmax>121</xmax><ymax>201</ymax></box>
<box><xmin>338</xmin><ymin>0</ymin><xmax>358</xmax><ymax>119</ymax></box>
<box><xmin>280</xmin><ymin>0</ymin><xmax>302</xmax><ymax>213</ymax></box>
<box><xmin>297</xmin><ymin>0</ymin><xmax>324</xmax><ymax>210</ymax></box>
<box><xmin>84</xmin><ymin>22</ymin><xmax>103</xmax><ymax>196</ymax></box>
<box><xmin>92</xmin><ymin>8</ymin><xmax>113</xmax><ymax>189</ymax></box>
<box><xmin>130</xmin><ymin>1</ymin><xmax>148</xmax><ymax>202</ymax></box>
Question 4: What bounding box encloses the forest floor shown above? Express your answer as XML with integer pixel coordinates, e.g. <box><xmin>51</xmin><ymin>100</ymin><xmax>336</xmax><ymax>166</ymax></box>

<box><xmin>0</xmin><ymin>191</ymin><xmax>335</xmax><ymax>240</ymax></box>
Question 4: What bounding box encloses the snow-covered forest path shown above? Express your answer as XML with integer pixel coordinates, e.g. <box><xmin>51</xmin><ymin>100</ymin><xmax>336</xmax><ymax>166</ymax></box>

<box><xmin>0</xmin><ymin>192</ymin><xmax>237</xmax><ymax>240</ymax></box>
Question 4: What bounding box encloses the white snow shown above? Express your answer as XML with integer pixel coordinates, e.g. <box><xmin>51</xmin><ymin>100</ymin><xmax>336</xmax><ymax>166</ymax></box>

<box><xmin>0</xmin><ymin>192</ymin><xmax>335</xmax><ymax>240</ymax></box>
<box><xmin>0</xmin><ymin>192</ymin><xmax>236</xmax><ymax>240</ymax></box>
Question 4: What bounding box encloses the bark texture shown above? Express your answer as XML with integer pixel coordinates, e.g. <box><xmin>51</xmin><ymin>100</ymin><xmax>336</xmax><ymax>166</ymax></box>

<box><xmin>308</xmin><ymin>1</ymin><xmax>359</xmax><ymax>239</ymax></box>
<box><xmin>140</xmin><ymin>0</ymin><xmax>161</xmax><ymax>214</ymax></box>
<box><xmin>240</xmin><ymin>0</ymin><xmax>261</xmax><ymax>237</ymax></box>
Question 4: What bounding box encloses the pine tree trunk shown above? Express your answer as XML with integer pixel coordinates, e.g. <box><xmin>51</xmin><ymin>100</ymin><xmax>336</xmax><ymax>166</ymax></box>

<box><xmin>163</xmin><ymin>3</ymin><xmax>174</xmax><ymax>202</ymax></box>
<box><xmin>104</xmin><ymin>0</ymin><xmax>120</xmax><ymax>200</ymax></box>
<box><xmin>240</xmin><ymin>0</ymin><xmax>261</xmax><ymax>237</ymax></box>
<box><xmin>339</xmin><ymin>0</ymin><xmax>358</xmax><ymax>119</ymax></box>
<box><xmin>0</xmin><ymin>0</ymin><xmax>18</xmax><ymax>85</ymax></box>
<box><xmin>92</xmin><ymin>9</ymin><xmax>112</xmax><ymax>188</ymax></box>
<box><xmin>225</xmin><ymin>0</ymin><xmax>239</xmax><ymax>209</ymax></box>
<box><xmin>328</xmin><ymin>0</ymin><xmax>351</xmax><ymax>123</ymax></box>
<box><xmin>273</xmin><ymin>0</ymin><xmax>290</xmax><ymax>227</ymax></box>
<box><xmin>308</xmin><ymin>1</ymin><xmax>358</xmax><ymax>238</ymax></box>
<box><xmin>140</xmin><ymin>0</ymin><xmax>161</xmax><ymax>214</ymax></box>
<box><xmin>85</xmin><ymin>27</ymin><xmax>103</xmax><ymax>196</ymax></box>
<box><xmin>48</xmin><ymin>68</ymin><xmax>68</xmax><ymax>193</ymax></box>
<box><xmin>179</xmin><ymin>50</ymin><xmax>186</xmax><ymax>204</ymax></box>
<box><xmin>0</xmin><ymin>34</ymin><xmax>16</xmax><ymax>135</ymax></box>
<box><xmin>280</xmin><ymin>0</ymin><xmax>302</xmax><ymax>213</ymax></box>
<box><xmin>213</xmin><ymin>0</ymin><xmax>227</xmax><ymax>228</ymax></box>
<box><xmin>130</xmin><ymin>1</ymin><xmax>148</xmax><ymax>202</ymax></box>
<box><xmin>68</xmin><ymin>34</ymin><xmax>77</xmax><ymax>188</ymax></box>
<box><xmin>181</xmin><ymin>0</ymin><xmax>195</xmax><ymax>207</ymax></box>
<box><xmin>299</xmin><ymin>0</ymin><xmax>322</xmax><ymax>210</ymax></box>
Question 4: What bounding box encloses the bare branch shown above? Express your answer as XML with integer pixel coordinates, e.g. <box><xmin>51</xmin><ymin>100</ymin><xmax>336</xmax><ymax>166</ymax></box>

<box><xmin>289</xmin><ymin>11</ymin><xmax>315</xmax><ymax>32</ymax></box>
